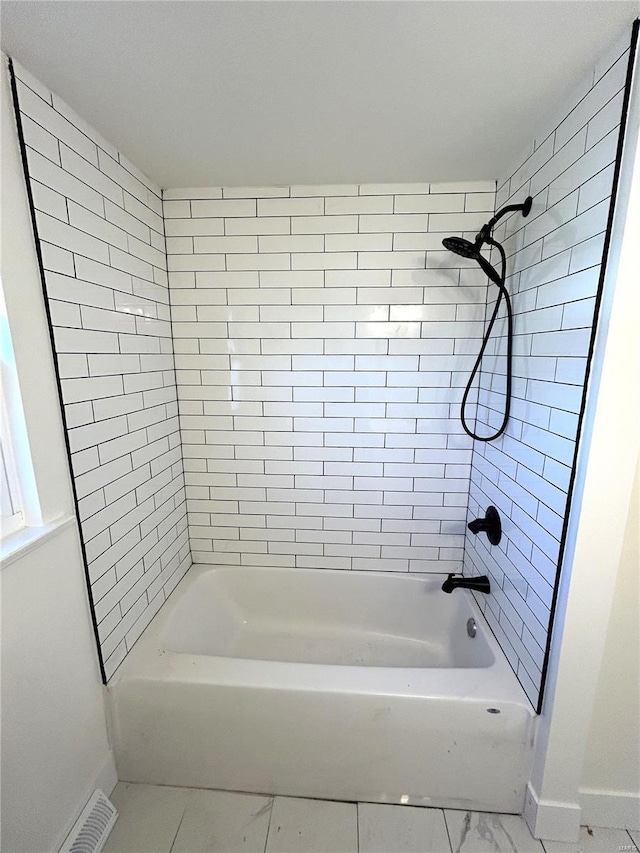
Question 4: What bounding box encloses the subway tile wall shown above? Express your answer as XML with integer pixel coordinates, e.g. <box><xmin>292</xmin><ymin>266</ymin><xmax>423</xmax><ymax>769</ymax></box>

<box><xmin>13</xmin><ymin>28</ymin><xmax>629</xmax><ymax>700</ymax></box>
<box><xmin>462</xmin><ymin>36</ymin><xmax>631</xmax><ymax>706</ymax></box>
<box><xmin>164</xmin><ymin>182</ymin><xmax>496</xmax><ymax>572</ymax></box>
<box><xmin>12</xmin><ymin>63</ymin><xmax>191</xmax><ymax>680</ymax></box>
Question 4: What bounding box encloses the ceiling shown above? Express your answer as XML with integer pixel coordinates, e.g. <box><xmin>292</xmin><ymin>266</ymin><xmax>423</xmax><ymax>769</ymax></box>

<box><xmin>1</xmin><ymin>1</ymin><xmax>638</xmax><ymax>189</ymax></box>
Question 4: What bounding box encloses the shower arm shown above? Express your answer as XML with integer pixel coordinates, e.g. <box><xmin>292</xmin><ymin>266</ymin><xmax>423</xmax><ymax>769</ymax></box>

<box><xmin>475</xmin><ymin>197</ymin><xmax>533</xmax><ymax>245</ymax></box>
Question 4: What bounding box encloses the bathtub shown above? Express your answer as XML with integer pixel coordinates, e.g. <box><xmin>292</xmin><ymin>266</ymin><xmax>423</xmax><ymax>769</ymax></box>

<box><xmin>108</xmin><ymin>565</ymin><xmax>535</xmax><ymax>813</ymax></box>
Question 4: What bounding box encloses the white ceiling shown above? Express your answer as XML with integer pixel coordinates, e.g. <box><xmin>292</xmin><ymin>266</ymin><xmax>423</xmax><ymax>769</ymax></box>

<box><xmin>1</xmin><ymin>1</ymin><xmax>638</xmax><ymax>189</ymax></box>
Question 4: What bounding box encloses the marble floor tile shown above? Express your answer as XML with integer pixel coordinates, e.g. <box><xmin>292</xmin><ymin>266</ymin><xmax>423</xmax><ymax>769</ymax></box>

<box><xmin>444</xmin><ymin>809</ymin><xmax>545</xmax><ymax>853</ymax></box>
<box><xmin>542</xmin><ymin>826</ymin><xmax>639</xmax><ymax>853</ymax></box>
<box><xmin>265</xmin><ymin>795</ymin><xmax>358</xmax><ymax>853</ymax></box>
<box><xmin>103</xmin><ymin>782</ymin><xmax>189</xmax><ymax>853</ymax></box>
<box><xmin>358</xmin><ymin>802</ymin><xmax>452</xmax><ymax>852</ymax></box>
<box><xmin>101</xmin><ymin>783</ymin><xmax>638</xmax><ymax>853</ymax></box>
<box><xmin>171</xmin><ymin>788</ymin><xmax>273</xmax><ymax>852</ymax></box>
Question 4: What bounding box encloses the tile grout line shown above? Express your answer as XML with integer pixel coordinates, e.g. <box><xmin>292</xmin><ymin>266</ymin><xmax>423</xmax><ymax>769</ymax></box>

<box><xmin>263</xmin><ymin>795</ymin><xmax>275</xmax><ymax>853</ymax></box>
<box><xmin>167</xmin><ymin>798</ymin><xmax>189</xmax><ymax>853</ymax></box>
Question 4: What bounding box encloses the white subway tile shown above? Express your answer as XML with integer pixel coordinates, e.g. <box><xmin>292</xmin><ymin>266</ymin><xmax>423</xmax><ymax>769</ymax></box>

<box><xmin>357</xmin><ymin>251</ymin><xmax>425</xmax><ymax>269</ymax></box>
<box><xmin>326</xmin><ymin>196</ymin><xmax>393</xmax><ymax>214</ymax></box>
<box><xmin>325</xmin><ymin>233</ymin><xmax>393</xmax><ymax>252</ymax></box>
<box><xmin>226</xmin><ymin>217</ymin><xmax>290</xmax><ymax>235</ymax></box>
<box><xmin>40</xmin><ymin>242</ymin><xmax>75</xmax><ymax>275</ymax></box>
<box><xmin>60</xmin><ymin>144</ymin><xmax>124</xmax><ymax>207</ymax></box>
<box><xmin>431</xmin><ymin>180</ymin><xmax>495</xmax><ymax>194</ymax></box>
<box><xmin>292</xmin><ymin>252</ymin><xmax>356</xmax><ymax>270</ymax></box>
<box><xmin>292</xmin><ymin>184</ymin><xmax>360</xmax><ymax>198</ymax></box>
<box><xmin>98</xmin><ymin>150</ymin><xmax>149</xmax><ymax>204</ymax></box>
<box><xmin>165</xmin><ymin>217</ymin><xmax>224</xmax><ymax>236</ymax></box>
<box><xmin>227</xmin><ymin>253</ymin><xmax>290</xmax><ymax>271</ymax></box>
<box><xmin>554</xmin><ymin>52</ymin><xmax>627</xmax><ymax>151</ymax></box>
<box><xmin>223</xmin><ymin>185</ymin><xmax>289</xmax><ymax>198</ymax></box>
<box><xmin>257</xmin><ymin>234</ymin><xmax>323</xmax><ymax>253</ymax></box>
<box><xmin>166</xmin><ymin>236</ymin><xmax>193</xmax><ymax>254</ymax></box>
<box><xmin>22</xmin><ymin>115</ymin><xmax>60</xmax><ymax>164</ymax></box>
<box><xmin>161</xmin><ymin>201</ymin><xmax>191</xmax><ymax>220</ymax></box>
<box><xmin>258</xmin><ymin>197</ymin><xmax>323</xmax><ymax>216</ymax></box>
<box><xmin>360</xmin><ymin>214</ymin><xmax>427</xmax><ymax>233</ymax></box>
<box><xmin>569</xmin><ymin>232</ymin><xmax>605</xmax><ymax>273</ymax></box>
<box><xmin>36</xmin><ymin>211</ymin><xmax>110</xmax><ymax>264</ymax></box>
<box><xmin>31</xmin><ymin>180</ymin><xmax>68</xmax><ymax>221</ymax></box>
<box><xmin>13</xmin><ymin>60</ymin><xmax>53</xmax><ymax>103</ymax></box>
<box><xmin>193</xmin><ymin>199</ymin><xmax>256</xmax><ymax>217</ymax></box>
<box><xmin>164</xmin><ymin>187</ymin><xmax>222</xmax><ymax>200</ymax></box>
<box><xmin>193</xmin><ymin>235</ymin><xmax>258</xmax><ymax>254</ymax></box>
<box><xmin>168</xmin><ymin>254</ymin><xmax>225</xmax><ymax>272</ymax></box>
<box><xmin>124</xmin><ymin>193</ymin><xmax>164</xmax><ymax>233</ymax></box>
<box><xmin>292</xmin><ymin>215</ymin><xmax>357</xmax><ymax>234</ymax></box>
<box><xmin>259</xmin><ymin>271</ymin><xmax>323</xmax><ymax>288</ymax></box>
<box><xmin>392</xmin><ymin>232</ymin><xmax>455</xmax><ymax>251</ymax></box>
<box><xmin>292</xmin><ymin>288</ymin><xmax>356</xmax><ymax>304</ymax></box>
<box><xmin>326</xmin><ymin>269</ymin><xmax>390</xmax><ymax>287</ymax></box>
<box><xmin>360</xmin><ymin>183</ymin><xmax>431</xmax><ymax>195</ymax></box>
<box><xmin>17</xmin><ymin>81</ymin><xmax>99</xmax><ymax>165</ymax></box>
<box><xmin>324</xmin><ymin>305</ymin><xmax>389</xmax><ymax>322</ymax></box>
<box><xmin>395</xmin><ymin>194</ymin><xmax>465</xmax><ymax>213</ymax></box>
<box><xmin>69</xmin><ymin>201</ymin><xmax>129</xmax><ymax>250</ymax></box>
<box><xmin>586</xmin><ymin>90</ymin><xmax>624</xmax><ymax>150</ymax></box>
<box><xmin>104</xmin><ymin>199</ymin><xmax>151</xmax><ymax>243</ymax></box>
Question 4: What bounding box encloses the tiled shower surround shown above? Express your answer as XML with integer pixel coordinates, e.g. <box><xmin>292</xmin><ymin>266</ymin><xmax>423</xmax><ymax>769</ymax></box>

<box><xmin>463</xmin><ymin>38</ymin><xmax>630</xmax><ymax>705</ymax></box>
<box><xmin>12</xmin><ymin>63</ymin><xmax>190</xmax><ymax>680</ymax></box>
<box><xmin>163</xmin><ymin>183</ymin><xmax>495</xmax><ymax>572</ymax></box>
<box><xmin>12</xmin><ymin>27</ymin><xmax>628</xmax><ymax>701</ymax></box>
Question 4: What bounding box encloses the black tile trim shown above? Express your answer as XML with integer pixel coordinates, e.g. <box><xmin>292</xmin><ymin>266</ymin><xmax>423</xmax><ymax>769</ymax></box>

<box><xmin>537</xmin><ymin>18</ymin><xmax>639</xmax><ymax>715</ymax></box>
<box><xmin>8</xmin><ymin>58</ymin><xmax>107</xmax><ymax>684</ymax></box>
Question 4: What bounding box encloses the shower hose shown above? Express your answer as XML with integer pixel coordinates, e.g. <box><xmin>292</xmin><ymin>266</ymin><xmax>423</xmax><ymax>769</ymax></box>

<box><xmin>460</xmin><ymin>236</ymin><xmax>513</xmax><ymax>442</ymax></box>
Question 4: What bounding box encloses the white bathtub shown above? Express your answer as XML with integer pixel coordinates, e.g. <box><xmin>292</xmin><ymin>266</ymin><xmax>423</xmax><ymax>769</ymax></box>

<box><xmin>108</xmin><ymin>565</ymin><xmax>535</xmax><ymax>813</ymax></box>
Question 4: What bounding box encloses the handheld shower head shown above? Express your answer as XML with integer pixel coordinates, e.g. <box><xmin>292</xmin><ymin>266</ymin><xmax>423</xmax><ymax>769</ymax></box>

<box><xmin>441</xmin><ymin>236</ymin><xmax>481</xmax><ymax>260</ymax></box>
<box><xmin>440</xmin><ymin>195</ymin><xmax>532</xmax><ymax>443</ymax></box>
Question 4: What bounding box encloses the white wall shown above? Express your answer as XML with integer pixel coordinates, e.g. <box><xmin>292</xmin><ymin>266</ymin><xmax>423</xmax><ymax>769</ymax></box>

<box><xmin>11</xmin><ymin>61</ymin><xmax>191</xmax><ymax>680</ymax></box>
<box><xmin>1</xmin><ymin>55</ymin><xmax>115</xmax><ymax>853</ymax></box>
<box><xmin>163</xmin><ymin>182</ymin><xmax>495</xmax><ymax>571</ymax></box>
<box><xmin>579</xmin><ymin>455</ymin><xmax>640</xmax><ymax>823</ymax></box>
<box><xmin>1</xmin><ymin>528</ymin><xmax>117</xmax><ymax>853</ymax></box>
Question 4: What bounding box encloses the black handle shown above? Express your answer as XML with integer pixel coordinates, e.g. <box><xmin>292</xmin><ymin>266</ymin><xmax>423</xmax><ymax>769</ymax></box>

<box><xmin>468</xmin><ymin>506</ymin><xmax>502</xmax><ymax>546</ymax></box>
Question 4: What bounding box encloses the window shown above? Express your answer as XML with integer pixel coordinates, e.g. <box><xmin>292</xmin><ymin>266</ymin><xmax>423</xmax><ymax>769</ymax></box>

<box><xmin>1</xmin><ymin>400</ymin><xmax>23</xmax><ymax>536</ymax></box>
<box><xmin>1</xmin><ymin>278</ymin><xmax>38</xmax><ymax>541</ymax></box>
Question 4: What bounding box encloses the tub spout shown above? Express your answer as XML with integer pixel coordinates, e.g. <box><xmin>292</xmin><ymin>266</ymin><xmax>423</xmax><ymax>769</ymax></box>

<box><xmin>441</xmin><ymin>574</ymin><xmax>491</xmax><ymax>594</ymax></box>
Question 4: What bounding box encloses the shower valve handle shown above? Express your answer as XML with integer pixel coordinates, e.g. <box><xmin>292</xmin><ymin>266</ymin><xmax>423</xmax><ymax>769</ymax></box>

<box><xmin>468</xmin><ymin>506</ymin><xmax>502</xmax><ymax>546</ymax></box>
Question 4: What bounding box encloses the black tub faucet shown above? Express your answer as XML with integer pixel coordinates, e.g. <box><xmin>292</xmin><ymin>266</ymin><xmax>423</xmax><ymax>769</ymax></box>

<box><xmin>441</xmin><ymin>574</ymin><xmax>491</xmax><ymax>594</ymax></box>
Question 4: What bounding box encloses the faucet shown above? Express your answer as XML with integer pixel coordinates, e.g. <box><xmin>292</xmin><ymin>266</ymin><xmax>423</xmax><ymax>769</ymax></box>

<box><xmin>441</xmin><ymin>573</ymin><xmax>491</xmax><ymax>594</ymax></box>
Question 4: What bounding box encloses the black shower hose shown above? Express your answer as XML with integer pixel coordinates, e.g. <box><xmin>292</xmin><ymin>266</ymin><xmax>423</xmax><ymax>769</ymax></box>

<box><xmin>460</xmin><ymin>236</ymin><xmax>513</xmax><ymax>442</ymax></box>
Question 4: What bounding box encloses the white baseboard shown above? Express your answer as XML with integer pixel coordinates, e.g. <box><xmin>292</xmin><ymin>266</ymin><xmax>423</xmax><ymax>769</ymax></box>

<box><xmin>524</xmin><ymin>782</ymin><xmax>582</xmax><ymax>842</ymax></box>
<box><xmin>579</xmin><ymin>788</ymin><xmax>640</xmax><ymax>830</ymax></box>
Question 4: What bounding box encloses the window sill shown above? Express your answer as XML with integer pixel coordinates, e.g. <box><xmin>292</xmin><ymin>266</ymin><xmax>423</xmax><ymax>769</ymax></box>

<box><xmin>1</xmin><ymin>514</ymin><xmax>77</xmax><ymax>569</ymax></box>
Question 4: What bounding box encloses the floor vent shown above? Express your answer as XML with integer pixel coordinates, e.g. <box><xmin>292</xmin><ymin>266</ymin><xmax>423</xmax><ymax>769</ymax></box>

<box><xmin>59</xmin><ymin>790</ymin><xmax>118</xmax><ymax>853</ymax></box>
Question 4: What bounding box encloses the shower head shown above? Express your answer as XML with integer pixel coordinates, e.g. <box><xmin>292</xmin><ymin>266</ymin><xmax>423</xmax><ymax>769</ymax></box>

<box><xmin>441</xmin><ymin>236</ymin><xmax>481</xmax><ymax>260</ymax></box>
